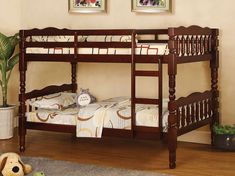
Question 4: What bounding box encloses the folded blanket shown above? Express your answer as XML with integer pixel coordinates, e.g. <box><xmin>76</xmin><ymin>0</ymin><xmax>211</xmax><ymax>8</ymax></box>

<box><xmin>77</xmin><ymin>102</ymin><xmax>113</xmax><ymax>138</ymax></box>
<box><xmin>76</xmin><ymin>97</ymin><xmax>130</xmax><ymax>138</ymax></box>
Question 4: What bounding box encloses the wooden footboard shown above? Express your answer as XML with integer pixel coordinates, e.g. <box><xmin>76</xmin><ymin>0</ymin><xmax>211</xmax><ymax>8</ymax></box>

<box><xmin>167</xmin><ymin>25</ymin><xmax>217</xmax><ymax>64</ymax></box>
<box><xmin>169</xmin><ymin>91</ymin><xmax>214</xmax><ymax>136</ymax></box>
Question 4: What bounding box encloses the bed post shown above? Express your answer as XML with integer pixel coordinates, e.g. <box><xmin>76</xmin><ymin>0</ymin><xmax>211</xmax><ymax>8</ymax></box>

<box><xmin>71</xmin><ymin>62</ymin><xmax>77</xmax><ymax>93</ymax></box>
<box><xmin>19</xmin><ymin>30</ymin><xmax>27</xmax><ymax>152</ymax></box>
<box><xmin>210</xmin><ymin>29</ymin><xmax>219</xmax><ymax>145</ymax></box>
<box><xmin>167</xmin><ymin>28</ymin><xmax>178</xmax><ymax>169</ymax></box>
<box><xmin>71</xmin><ymin>31</ymin><xmax>78</xmax><ymax>93</ymax></box>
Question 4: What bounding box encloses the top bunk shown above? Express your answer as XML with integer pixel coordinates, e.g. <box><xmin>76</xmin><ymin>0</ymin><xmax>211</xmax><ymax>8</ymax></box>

<box><xmin>20</xmin><ymin>25</ymin><xmax>219</xmax><ymax>64</ymax></box>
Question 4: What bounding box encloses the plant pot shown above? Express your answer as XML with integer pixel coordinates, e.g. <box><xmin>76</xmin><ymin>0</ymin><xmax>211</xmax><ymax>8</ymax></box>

<box><xmin>214</xmin><ymin>134</ymin><xmax>235</xmax><ymax>151</ymax></box>
<box><xmin>0</xmin><ymin>105</ymin><xmax>15</xmax><ymax>139</ymax></box>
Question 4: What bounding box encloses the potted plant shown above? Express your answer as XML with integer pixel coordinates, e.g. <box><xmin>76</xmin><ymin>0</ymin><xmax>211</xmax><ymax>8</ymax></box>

<box><xmin>0</xmin><ymin>32</ymin><xmax>19</xmax><ymax>139</ymax></box>
<box><xmin>213</xmin><ymin>124</ymin><xmax>235</xmax><ymax>151</ymax></box>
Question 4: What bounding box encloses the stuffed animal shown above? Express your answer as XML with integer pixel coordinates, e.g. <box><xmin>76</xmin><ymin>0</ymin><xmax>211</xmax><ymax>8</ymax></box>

<box><xmin>33</xmin><ymin>172</ymin><xmax>45</xmax><ymax>176</ymax></box>
<box><xmin>76</xmin><ymin>88</ymin><xmax>96</xmax><ymax>107</ymax></box>
<box><xmin>0</xmin><ymin>153</ymin><xmax>32</xmax><ymax>176</ymax></box>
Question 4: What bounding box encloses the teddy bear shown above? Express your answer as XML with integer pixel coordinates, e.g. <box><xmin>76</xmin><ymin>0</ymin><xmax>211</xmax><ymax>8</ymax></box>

<box><xmin>0</xmin><ymin>153</ymin><xmax>32</xmax><ymax>176</ymax></box>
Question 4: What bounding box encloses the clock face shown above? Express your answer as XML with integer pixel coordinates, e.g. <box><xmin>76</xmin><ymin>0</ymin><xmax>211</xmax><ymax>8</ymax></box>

<box><xmin>77</xmin><ymin>93</ymin><xmax>91</xmax><ymax>106</ymax></box>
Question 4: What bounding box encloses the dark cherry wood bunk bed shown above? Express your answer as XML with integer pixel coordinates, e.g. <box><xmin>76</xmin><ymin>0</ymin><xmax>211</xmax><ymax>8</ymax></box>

<box><xmin>18</xmin><ymin>25</ymin><xmax>219</xmax><ymax>169</ymax></box>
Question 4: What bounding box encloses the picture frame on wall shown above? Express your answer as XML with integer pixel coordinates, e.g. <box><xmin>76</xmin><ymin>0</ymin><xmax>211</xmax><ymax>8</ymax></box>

<box><xmin>132</xmin><ymin>0</ymin><xmax>171</xmax><ymax>13</ymax></box>
<box><xmin>69</xmin><ymin>0</ymin><xmax>106</xmax><ymax>13</ymax></box>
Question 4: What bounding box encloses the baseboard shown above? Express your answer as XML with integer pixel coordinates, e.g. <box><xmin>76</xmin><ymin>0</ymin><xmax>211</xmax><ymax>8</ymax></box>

<box><xmin>178</xmin><ymin>130</ymin><xmax>211</xmax><ymax>144</ymax></box>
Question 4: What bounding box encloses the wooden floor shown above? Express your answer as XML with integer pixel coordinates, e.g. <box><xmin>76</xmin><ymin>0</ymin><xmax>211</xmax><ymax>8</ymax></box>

<box><xmin>0</xmin><ymin>130</ymin><xmax>234</xmax><ymax>176</ymax></box>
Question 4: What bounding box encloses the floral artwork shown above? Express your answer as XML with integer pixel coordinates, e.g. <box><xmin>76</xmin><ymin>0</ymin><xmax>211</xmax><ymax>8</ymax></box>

<box><xmin>75</xmin><ymin>0</ymin><xmax>102</xmax><ymax>8</ymax></box>
<box><xmin>69</xmin><ymin>0</ymin><xmax>106</xmax><ymax>13</ymax></box>
<box><xmin>137</xmin><ymin>0</ymin><xmax>166</xmax><ymax>7</ymax></box>
<box><xmin>132</xmin><ymin>0</ymin><xmax>171</xmax><ymax>13</ymax></box>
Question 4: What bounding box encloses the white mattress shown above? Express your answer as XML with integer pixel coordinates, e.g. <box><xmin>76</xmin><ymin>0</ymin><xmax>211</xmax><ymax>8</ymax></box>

<box><xmin>25</xmin><ymin>35</ymin><xmax>168</xmax><ymax>55</ymax></box>
<box><xmin>26</xmin><ymin>43</ymin><xmax>168</xmax><ymax>55</ymax></box>
<box><xmin>26</xmin><ymin>103</ymin><xmax>169</xmax><ymax>132</ymax></box>
<box><xmin>26</xmin><ymin>35</ymin><xmax>132</xmax><ymax>42</ymax></box>
<box><xmin>26</xmin><ymin>107</ymin><xmax>79</xmax><ymax>126</ymax></box>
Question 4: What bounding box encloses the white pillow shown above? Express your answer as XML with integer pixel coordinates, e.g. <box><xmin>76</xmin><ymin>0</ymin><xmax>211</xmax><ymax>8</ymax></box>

<box><xmin>28</xmin><ymin>93</ymin><xmax>76</xmax><ymax>110</ymax></box>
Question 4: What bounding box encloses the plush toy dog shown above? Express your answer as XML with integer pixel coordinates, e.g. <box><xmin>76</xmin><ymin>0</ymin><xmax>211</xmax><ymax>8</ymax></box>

<box><xmin>0</xmin><ymin>153</ymin><xmax>32</xmax><ymax>176</ymax></box>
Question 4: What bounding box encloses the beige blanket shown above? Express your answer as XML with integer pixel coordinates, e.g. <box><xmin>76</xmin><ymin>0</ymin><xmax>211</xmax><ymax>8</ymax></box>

<box><xmin>76</xmin><ymin>97</ymin><xmax>168</xmax><ymax>138</ymax></box>
<box><xmin>76</xmin><ymin>102</ymin><xmax>113</xmax><ymax>138</ymax></box>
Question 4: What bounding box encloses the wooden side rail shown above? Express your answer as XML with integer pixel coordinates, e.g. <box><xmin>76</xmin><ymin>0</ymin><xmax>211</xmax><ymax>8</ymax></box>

<box><xmin>176</xmin><ymin>54</ymin><xmax>212</xmax><ymax>64</ymax></box>
<box><xmin>26</xmin><ymin>122</ymin><xmax>160</xmax><ymax>139</ymax></box>
<box><xmin>23</xmin><ymin>28</ymin><xmax>168</xmax><ymax>36</ymax></box>
<box><xmin>24</xmin><ymin>42</ymin><xmax>74</xmax><ymax>48</ymax></box>
<box><xmin>22</xmin><ymin>28</ymin><xmax>74</xmax><ymax>36</ymax></box>
<box><xmin>136</xmin><ymin>29</ymin><xmax>168</xmax><ymax>35</ymax></box>
<box><xmin>25</xmin><ymin>54</ymin><xmax>74</xmax><ymax>62</ymax></box>
<box><xmin>25</xmin><ymin>42</ymin><xmax>132</xmax><ymax>49</ymax></box>
<box><xmin>169</xmin><ymin>91</ymin><xmax>215</xmax><ymax>136</ymax></box>
<box><xmin>20</xmin><ymin>84</ymin><xmax>74</xmax><ymax>100</ymax></box>
<box><xmin>74</xmin><ymin>29</ymin><xmax>135</xmax><ymax>36</ymax></box>
<box><xmin>25</xmin><ymin>54</ymin><xmax>163</xmax><ymax>63</ymax></box>
<box><xmin>22</xmin><ymin>28</ymin><xmax>135</xmax><ymax>36</ymax></box>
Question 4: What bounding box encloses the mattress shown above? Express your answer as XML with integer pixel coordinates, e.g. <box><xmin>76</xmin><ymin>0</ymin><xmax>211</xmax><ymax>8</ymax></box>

<box><xmin>26</xmin><ymin>107</ymin><xmax>79</xmax><ymax>126</ymax></box>
<box><xmin>26</xmin><ymin>101</ymin><xmax>169</xmax><ymax>132</ymax></box>
<box><xmin>26</xmin><ymin>35</ymin><xmax>132</xmax><ymax>43</ymax></box>
<box><xmin>26</xmin><ymin>43</ymin><xmax>168</xmax><ymax>55</ymax></box>
<box><xmin>25</xmin><ymin>35</ymin><xmax>168</xmax><ymax>55</ymax></box>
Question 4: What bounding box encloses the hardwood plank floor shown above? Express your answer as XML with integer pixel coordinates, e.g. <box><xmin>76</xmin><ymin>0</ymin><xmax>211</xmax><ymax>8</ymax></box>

<box><xmin>0</xmin><ymin>130</ymin><xmax>234</xmax><ymax>176</ymax></box>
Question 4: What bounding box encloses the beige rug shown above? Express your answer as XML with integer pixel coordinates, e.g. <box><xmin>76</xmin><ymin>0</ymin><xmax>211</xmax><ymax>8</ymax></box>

<box><xmin>22</xmin><ymin>156</ymin><xmax>172</xmax><ymax>176</ymax></box>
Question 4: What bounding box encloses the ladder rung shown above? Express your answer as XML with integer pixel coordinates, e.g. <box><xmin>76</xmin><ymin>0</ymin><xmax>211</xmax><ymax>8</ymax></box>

<box><xmin>134</xmin><ymin>71</ymin><xmax>159</xmax><ymax>77</ymax></box>
<box><xmin>134</xmin><ymin>98</ymin><xmax>159</xmax><ymax>105</ymax></box>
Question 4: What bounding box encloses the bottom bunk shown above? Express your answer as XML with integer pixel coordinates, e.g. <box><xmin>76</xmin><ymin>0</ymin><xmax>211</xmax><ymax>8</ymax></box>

<box><xmin>24</xmin><ymin>91</ymin><xmax>214</xmax><ymax>140</ymax></box>
<box><xmin>19</xmin><ymin>89</ymin><xmax>216</xmax><ymax>169</ymax></box>
<box><xmin>26</xmin><ymin>96</ymin><xmax>168</xmax><ymax>139</ymax></box>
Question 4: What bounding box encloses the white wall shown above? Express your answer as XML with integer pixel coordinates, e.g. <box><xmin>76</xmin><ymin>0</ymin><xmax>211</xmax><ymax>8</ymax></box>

<box><xmin>0</xmin><ymin>0</ymin><xmax>21</xmax><ymax>34</ymax></box>
<box><xmin>0</xmin><ymin>0</ymin><xmax>21</xmax><ymax>106</ymax></box>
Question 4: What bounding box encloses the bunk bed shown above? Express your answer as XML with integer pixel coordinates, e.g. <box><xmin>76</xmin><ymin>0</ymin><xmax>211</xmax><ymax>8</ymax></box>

<box><xmin>18</xmin><ymin>25</ymin><xmax>219</xmax><ymax>169</ymax></box>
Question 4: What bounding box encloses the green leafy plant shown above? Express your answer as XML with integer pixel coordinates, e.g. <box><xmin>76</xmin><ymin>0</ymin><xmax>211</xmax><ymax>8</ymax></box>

<box><xmin>0</xmin><ymin>32</ymin><xmax>19</xmax><ymax>107</ymax></box>
<box><xmin>213</xmin><ymin>124</ymin><xmax>235</xmax><ymax>135</ymax></box>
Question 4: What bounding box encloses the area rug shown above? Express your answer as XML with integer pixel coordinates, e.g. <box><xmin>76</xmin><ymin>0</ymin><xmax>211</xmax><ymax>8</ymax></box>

<box><xmin>22</xmin><ymin>156</ymin><xmax>171</xmax><ymax>176</ymax></box>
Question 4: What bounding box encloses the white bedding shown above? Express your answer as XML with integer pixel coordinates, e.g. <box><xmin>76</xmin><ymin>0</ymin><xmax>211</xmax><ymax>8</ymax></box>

<box><xmin>26</xmin><ymin>97</ymin><xmax>169</xmax><ymax>137</ymax></box>
<box><xmin>26</xmin><ymin>43</ymin><xmax>168</xmax><ymax>55</ymax></box>
<box><xmin>25</xmin><ymin>35</ymin><xmax>168</xmax><ymax>55</ymax></box>
<box><xmin>26</xmin><ymin>107</ymin><xmax>79</xmax><ymax>125</ymax></box>
<box><xmin>26</xmin><ymin>35</ymin><xmax>132</xmax><ymax>42</ymax></box>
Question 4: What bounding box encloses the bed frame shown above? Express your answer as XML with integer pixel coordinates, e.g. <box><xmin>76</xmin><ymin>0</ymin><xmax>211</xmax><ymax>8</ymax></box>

<box><xmin>18</xmin><ymin>25</ymin><xmax>219</xmax><ymax>169</ymax></box>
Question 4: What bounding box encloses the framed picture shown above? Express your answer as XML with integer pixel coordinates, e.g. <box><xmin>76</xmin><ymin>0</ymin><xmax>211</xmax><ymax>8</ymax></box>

<box><xmin>132</xmin><ymin>0</ymin><xmax>171</xmax><ymax>13</ymax></box>
<box><xmin>69</xmin><ymin>0</ymin><xmax>106</xmax><ymax>13</ymax></box>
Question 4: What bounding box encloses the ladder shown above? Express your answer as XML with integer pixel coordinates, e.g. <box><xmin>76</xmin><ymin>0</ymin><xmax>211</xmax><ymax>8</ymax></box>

<box><xmin>131</xmin><ymin>32</ymin><xmax>163</xmax><ymax>137</ymax></box>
